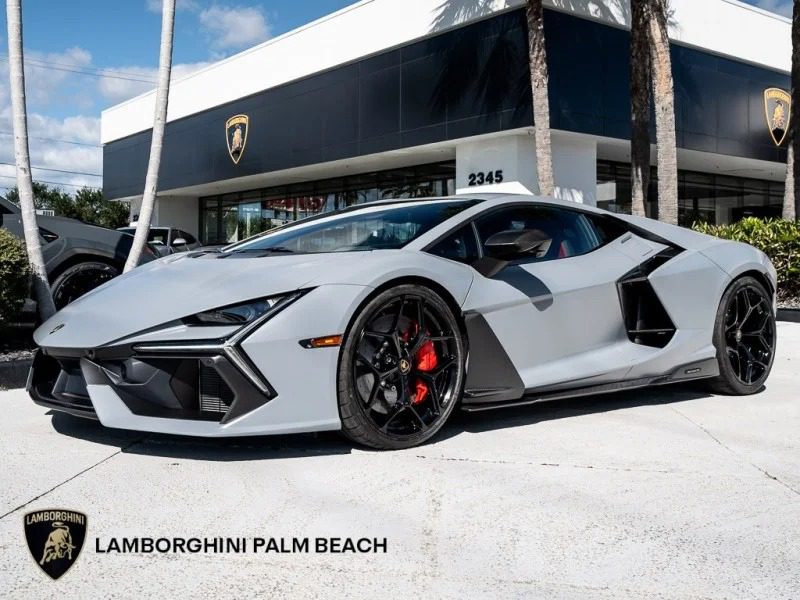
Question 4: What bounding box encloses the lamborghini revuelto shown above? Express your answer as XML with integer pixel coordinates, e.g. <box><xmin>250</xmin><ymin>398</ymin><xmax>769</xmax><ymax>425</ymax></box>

<box><xmin>29</xmin><ymin>194</ymin><xmax>778</xmax><ymax>449</ymax></box>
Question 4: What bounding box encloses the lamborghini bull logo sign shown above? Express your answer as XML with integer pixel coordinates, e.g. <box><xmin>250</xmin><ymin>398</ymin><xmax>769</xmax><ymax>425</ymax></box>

<box><xmin>226</xmin><ymin>114</ymin><xmax>249</xmax><ymax>164</ymax></box>
<box><xmin>24</xmin><ymin>509</ymin><xmax>87</xmax><ymax>580</ymax></box>
<box><xmin>764</xmin><ymin>88</ymin><xmax>791</xmax><ymax>147</ymax></box>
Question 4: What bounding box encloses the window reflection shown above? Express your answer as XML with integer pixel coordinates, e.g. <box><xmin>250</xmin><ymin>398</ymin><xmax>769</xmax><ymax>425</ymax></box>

<box><xmin>200</xmin><ymin>161</ymin><xmax>455</xmax><ymax>244</ymax></box>
<box><xmin>596</xmin><ymin>160</ymin><xmax>783</xmax><ymax>227</ymax></box>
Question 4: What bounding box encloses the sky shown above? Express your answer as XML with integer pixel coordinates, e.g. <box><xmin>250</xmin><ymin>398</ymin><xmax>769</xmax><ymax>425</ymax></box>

<box><xmin>0</xmin><ymin>0</ymin><xmax>792</xmax><ymax>195</ymax></box>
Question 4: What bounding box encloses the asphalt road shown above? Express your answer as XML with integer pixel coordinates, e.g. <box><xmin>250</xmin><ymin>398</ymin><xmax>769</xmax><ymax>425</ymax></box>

<box><xmin>1</xmin><ymin>323</ymin><xmax>798</xmax><ymax>599</ymax></box>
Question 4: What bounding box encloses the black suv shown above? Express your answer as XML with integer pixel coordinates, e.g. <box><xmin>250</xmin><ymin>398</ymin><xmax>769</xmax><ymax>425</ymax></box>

<box><xmin>0</xmin><ymin>196</ymin><xmax>158</xmax><ymax>309</ymax></box>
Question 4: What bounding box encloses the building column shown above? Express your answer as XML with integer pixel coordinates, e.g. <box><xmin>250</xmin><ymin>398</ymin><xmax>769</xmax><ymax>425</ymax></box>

<box><xmin>455</xmin><ymin>131</ymin><xmax>597</xmax><ymax>206</ymax></box>
<box><xmin>552</xmin><ymin>132</ymin><xmax>597</xmax><ymax>207</ymax></box>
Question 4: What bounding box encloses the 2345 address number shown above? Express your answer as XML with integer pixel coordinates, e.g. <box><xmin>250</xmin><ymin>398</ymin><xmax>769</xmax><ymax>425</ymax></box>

<box><xmin>467</xmin><ymin>170</ymin><xmax>504</xmax><ymax>186</ymax></box>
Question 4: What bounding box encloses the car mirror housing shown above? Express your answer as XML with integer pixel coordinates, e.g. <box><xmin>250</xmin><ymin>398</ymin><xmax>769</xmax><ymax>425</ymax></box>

<box><xmin>484</xmin><ymin>229</ymin><xmax>552</xmax><ymax>261</ymax></box>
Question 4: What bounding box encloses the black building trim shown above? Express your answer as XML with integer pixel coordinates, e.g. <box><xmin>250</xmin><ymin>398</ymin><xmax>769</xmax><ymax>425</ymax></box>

<box><xmin>104</xmin><ymin>8</ymin><xmax>790</xmax><ymax>200</ymax></box>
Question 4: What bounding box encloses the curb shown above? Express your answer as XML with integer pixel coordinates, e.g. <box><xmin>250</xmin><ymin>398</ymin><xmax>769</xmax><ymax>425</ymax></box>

<box><xmin>777</xmin><ymin>308</ymin><xmax>800</xmax><ymax>323</ymax></box>
<box><xmin>0</xmin><ymin>359</ymin><xmax>32</xmax><ymax>390</ymax></box>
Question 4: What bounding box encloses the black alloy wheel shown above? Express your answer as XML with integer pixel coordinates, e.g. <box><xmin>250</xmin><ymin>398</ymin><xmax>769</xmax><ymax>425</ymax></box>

<box><xmin>709</xmin><ymin>276</ymin><xmax>776</xmax><ymax>395</ymax></box>
<box><xmin>51</xmin><ymin>262</ymin><xmax>120</xmax><ymax>309</ymax></box>
<box><xmin>338</xmin><ymin>284</ymin><xmax>465</xmax><ymax>449</ymax></box>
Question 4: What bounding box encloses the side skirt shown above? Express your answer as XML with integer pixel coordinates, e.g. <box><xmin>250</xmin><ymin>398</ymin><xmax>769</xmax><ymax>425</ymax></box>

<box><xmin>461</xmin><ymin>357</ymin><xmax>719</xmax><ymax>413</ymax></box>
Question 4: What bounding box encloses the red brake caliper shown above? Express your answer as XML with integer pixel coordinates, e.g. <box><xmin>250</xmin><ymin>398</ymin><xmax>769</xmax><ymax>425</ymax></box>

<box><xmin>401</xmin><ymin>321</ymin><xmax>438</xmax><ymax>405</ymax></box>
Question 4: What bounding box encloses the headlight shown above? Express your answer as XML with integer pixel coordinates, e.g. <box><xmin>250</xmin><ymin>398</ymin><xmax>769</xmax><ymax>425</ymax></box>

<box><xmin>183</xmin><ymin>293</ymin><xmax>299</xmax><ymax>327</ymax></box>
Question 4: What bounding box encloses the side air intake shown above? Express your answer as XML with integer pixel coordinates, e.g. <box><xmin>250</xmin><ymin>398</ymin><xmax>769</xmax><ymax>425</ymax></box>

<box><xmin>617</xmin><ymin>250</ymin><xmax>680</xmax><ymax>348</ymax></box>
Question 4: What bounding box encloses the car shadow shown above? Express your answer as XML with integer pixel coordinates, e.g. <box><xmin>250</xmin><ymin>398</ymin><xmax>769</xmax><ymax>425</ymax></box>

<box><xmin>45</xmin><ymin>382</ymin><xmax>720</xmax><ymax>462</ymax></box>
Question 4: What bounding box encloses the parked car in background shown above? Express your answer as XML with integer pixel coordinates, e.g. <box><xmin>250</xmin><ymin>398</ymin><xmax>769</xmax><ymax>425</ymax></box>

<box><xmin>0</xmin><ymin>196</ymin><xmax>159</xmax><ymax>309</ymax></box>
<box><xmin>117</xmin><ymin>226</ymin><xmax>201</xmax><ymax>256</ymax></box>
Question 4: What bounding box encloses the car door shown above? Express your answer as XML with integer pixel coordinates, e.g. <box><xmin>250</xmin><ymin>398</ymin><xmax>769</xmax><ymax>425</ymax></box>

<box><xmin>461</xmin><ymin>204</ymin><xmax>664</xmax><ymax>394</ymax></box>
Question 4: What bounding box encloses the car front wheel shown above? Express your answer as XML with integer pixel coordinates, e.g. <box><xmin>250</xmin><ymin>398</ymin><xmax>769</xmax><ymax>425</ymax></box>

<box><xmin>337</xmin><ymin>284</ymin><xmax>466</xmax><ymax>450</ymax></box>
<box><xmin>51</xmin><ymin>261</ymin><xmax>119</xmax><ymax>309</ymax></box>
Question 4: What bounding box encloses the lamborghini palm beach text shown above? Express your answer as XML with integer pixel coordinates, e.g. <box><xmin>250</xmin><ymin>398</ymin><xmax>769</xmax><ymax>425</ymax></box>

<box><xmin>29</xmin><ymin>194</ymin><xmax>778</xmax><ymax>449</ymax></box>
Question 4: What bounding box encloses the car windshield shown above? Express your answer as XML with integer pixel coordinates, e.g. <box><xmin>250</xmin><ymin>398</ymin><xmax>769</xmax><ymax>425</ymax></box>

<box><xmin>225</xmin><ymin>199</ymin><xmax>480</xmax><ymax>254</ymax></box>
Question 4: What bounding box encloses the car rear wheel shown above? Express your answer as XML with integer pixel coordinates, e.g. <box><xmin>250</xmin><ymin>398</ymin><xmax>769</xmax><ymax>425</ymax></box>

<box><xmin>337</xmin><ymin>284</ymin><xmax>466</xmax><ymax>450</ymax></box>
<box><xmin>51</xmin><ymin>261</ymin><xmax>119</xmax><ymax>309</ymax></box>
<box><xmin>708</xmin><ymin>276</ymin><xmax>776</xmax><ymax>395</ymax></box>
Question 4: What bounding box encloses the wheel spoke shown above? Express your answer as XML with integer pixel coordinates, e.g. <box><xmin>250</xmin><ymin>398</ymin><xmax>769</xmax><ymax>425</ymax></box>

<box><xmin>391</xmin><ymin>296</ymin><xmax>405</xmax><ymax>334</ymax></box>
<box><xmin>365</xmin><ymin>378</ymin><xmax>381</xmax><ymax>410</ymax></box>
<box><xmin>432</xmin><ymin>356</ymin><xmax>457</xmax><ymax>376</ymax></box>
<box><xmin>380</xmin><ymin>404</ymin><xmax>405</xmax><ymax>433</ymax></box>
<box><xmin>417</xmin><ymin>372</ymin><xmax>441</xmax><ymax>414</ymax></box>
<box><xmin>407</xmin><ymin>405</ymin><xmax>428</xmax><ymax>431</ymax></box>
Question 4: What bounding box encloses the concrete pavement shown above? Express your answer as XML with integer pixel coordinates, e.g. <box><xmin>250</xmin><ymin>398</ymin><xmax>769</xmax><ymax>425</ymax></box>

<box><xmin>0</xmin><ymin>323</ymin><xmax>798</xmax><ymax>598</ymax></box>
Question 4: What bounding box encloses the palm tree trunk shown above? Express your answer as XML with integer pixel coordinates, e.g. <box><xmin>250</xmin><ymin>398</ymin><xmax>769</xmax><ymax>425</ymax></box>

<box><xmin>124</xmin><ymin>0</ymin><xmax>176</xmax><ymax>272</ymax></box>
<box><xmin>5</xmin><ymin>0</ymin><xmax>56</xmax><ymax>320</ymax></box>
<box><xmin>647</xmin><ymin>0</ymin><xmax>679</xmax><ymax>225</ymax></box>
<box><xmin>526</xmin><ymin>0</ymin><xmax>554</xmax><ymax>196</ymax></box>
<box><xmin>785</xmin><ymin>0</ymin><xmax>800</xmax><ymax>221</ymax></box>
<box><xmin>630</xmin><ymin>0</ymin><xmax>651</xmax><ymax>217</ymax></box>
<box><xmin>784</xmin><ymin>143</ymin><xmax>795</xmax><ymax>221</ymax></box>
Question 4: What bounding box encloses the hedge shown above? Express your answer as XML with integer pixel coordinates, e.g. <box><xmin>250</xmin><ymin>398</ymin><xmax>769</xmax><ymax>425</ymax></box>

<box><xmin>0</xmin><ymin>229</ymin><xmax>31</xmax><ymax>325</ymax></box>
<box><xmin>692</xmin><ymin>217</ymin><xmax>800</xmax><ymax>300</ymax></box>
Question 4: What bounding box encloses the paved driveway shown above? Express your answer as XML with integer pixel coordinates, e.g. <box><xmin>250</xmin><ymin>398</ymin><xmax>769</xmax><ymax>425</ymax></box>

<box><xmin>1</xmin><ymin>323</ymin><xmax>798</xmax><ymax>598</ymax></box>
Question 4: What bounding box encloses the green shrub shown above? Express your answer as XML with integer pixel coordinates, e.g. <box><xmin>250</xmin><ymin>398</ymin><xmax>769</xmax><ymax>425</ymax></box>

<box><xmin>0</xmin><ymin>229</ymin><xmax>31</xmax><ymax>325</ymax></box>
<box><xmin>692</xmin><ymin>217</ymin><xmax>800</xmax><ymax>300</ymax></box>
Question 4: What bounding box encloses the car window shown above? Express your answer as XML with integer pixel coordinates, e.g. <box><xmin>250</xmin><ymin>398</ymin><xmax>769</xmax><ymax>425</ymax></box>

<box><xmin>589</xmin><ymin>214</ymin><xmax>629</xmax><ymax>244</ymax></box>
<box><xmin>178</xmin><ymin>231</ymin><xmax>197</xmax><ymax>244</ymax></box>
<box><xmin>475</xmin><ymin>205</ymin><xmax>603</xmax><ymax>262</ymax></box>
<box><xmin>428</xmin><ymin>225</ymin><xmax>479</xmax><ymax>264</ymax></box>
<box><xmin>148</xmin><ymin>230</ymin><xmax>169</xmax><ymax>246</ymax></box>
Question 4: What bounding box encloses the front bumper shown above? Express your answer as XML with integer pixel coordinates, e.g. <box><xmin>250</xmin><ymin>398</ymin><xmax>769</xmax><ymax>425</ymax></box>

<box><xmin>29</xmin><ymin>284</ymin><xmax>371</xmax><ymax>437</ymax></box>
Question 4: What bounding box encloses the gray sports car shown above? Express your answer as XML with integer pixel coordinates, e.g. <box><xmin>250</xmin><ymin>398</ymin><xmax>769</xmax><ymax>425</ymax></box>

<box><xmin>0</xmin><ymin>196</ymin><xmax>158</xmax><ymax>309</ymax></box>
<box><xmin>29</xmin><ymin>194</ymin><xmax>777</xmax><ymax>449</ymax></box>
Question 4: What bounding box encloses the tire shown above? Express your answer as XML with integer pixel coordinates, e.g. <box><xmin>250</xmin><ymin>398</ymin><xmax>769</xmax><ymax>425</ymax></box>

<box><xmin>51</xmin><ymin>261</ymin><xmax>120</xmax><ymax>309</ymax></box>
<box><xmin>337</xmin><ymin>284</ymin><xmax>466</xmax><ymax>450</ymax></box>
<box><xmin>707</xmin><ymin>275</ymin><xmax>776</xmax><ymax>395</ymax></box>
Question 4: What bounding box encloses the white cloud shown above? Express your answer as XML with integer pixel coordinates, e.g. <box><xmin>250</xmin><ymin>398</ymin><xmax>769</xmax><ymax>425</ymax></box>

<box><xmin>199</xmin><ymin>5</ymin><xmax>271</xmax><ymax>51</ymax></box>
<box><xmin>0</xmin><ymin>108</ymin><xmax>102</xmax><ymax>192</ymax></box>
<box><xmin>749</xmin><ymin>0</ymin><xmax>792</xmax><ymax>17</ymax></box>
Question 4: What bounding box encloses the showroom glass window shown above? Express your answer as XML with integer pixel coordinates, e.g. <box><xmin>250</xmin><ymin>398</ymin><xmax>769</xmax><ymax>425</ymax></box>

<box><xmin>596</xmin><ymin>160</ymin><xmax>783</xmax><ymax>226</ymax></box>
<box><xmin>200</xmin><ymin>161</ymin><xmax>456</xmax><ymax>245</ymax></box>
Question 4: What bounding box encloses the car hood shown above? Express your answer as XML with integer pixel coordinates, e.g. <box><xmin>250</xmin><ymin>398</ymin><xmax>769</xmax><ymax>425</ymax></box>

<box><xmin>34</xmin><ymin>251</ymin><xmax>375</xmax><ymax>349</ymax></box>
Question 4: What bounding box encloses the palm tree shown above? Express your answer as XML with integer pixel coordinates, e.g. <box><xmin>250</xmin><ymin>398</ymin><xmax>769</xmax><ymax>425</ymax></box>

<box><xmin>646</xmin><ymin>0</ymin><xmax>679</xmax><ymax>225</ymax></box>
<box><xmin>526</xmin><ymin>0</ymin><xmax>554</xmax><ymax>196</ymax></box>
<box><xmin>629</xmin><ymin>0</ymin><xmax>651</xmax><ymax>217</ymax></box>
<box><xmin>124</xmin><ymin>0</ymin><xmax>176</xmax><ymax>272</ymax></box>
<box><xmin>783</xmin><ymin>0</ymin><xmax>799</xmax><ymax>221</ymax></box>
<box><xmin>5</xmin><ymin>0</ymin><xmax>56</xmax><ymax>319</ymax></box>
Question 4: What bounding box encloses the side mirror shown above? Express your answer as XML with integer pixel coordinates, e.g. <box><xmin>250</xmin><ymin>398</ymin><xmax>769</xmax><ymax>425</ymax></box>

<box><xmin>172</xmin><ymin>237</ymin><xmax>187</xmax><ymax>246</ymax></box>
<box><xmin>484</xmin><ymin>229</ymin><xmax>552</xmax><ymax>260</ymax></box>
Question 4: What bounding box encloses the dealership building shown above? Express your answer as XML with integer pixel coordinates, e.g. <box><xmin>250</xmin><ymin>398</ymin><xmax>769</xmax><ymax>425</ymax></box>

<box><xmin>101</xmin><ymin>0</ymin><xmax>792</xmax><ymax>245</ymax></box>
